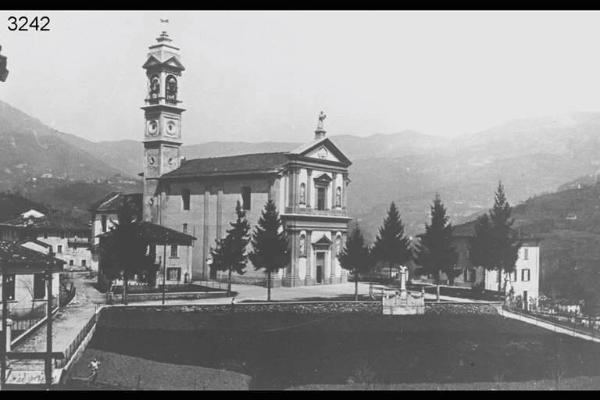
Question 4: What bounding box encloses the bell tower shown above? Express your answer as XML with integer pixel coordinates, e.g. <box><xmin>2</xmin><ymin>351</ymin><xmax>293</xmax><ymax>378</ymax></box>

<box><xmin>142</xmin><ymin>30</ymin><xmax>185</xmax><ymax>222</ymax></box>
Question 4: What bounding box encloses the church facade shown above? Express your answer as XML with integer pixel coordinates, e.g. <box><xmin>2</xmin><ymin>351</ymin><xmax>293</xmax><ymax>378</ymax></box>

<box><xmin>141</xmin><ymin>31</ymin><xmax>352</xmax><ymax>287</ymax></box>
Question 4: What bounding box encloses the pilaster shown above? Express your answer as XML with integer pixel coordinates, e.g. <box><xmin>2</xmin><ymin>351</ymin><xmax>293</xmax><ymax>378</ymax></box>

<box><xmin>202</xmin><ymin>188</ymin><xmax>210</xmax><ymax>279</ymax></box>
<box><xmin>306</xmin><ymin>169</ymin><xmax>312</xmax><ymax>208</ymax></box>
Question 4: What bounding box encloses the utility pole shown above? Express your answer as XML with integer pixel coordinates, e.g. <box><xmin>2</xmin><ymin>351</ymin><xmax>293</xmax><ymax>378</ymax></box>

<box><xmin>162</xmin><ymin>238</ymin><xmax>167</xmax><ymax>306</ymax></box>
<box><xmin>45</xmin><ymin>270</ymin><xmax>53</xmax><ymax>389</ymax></box>
<box><xmin>1</xmin><ymin>272</ymin><xmax>8</xmax><ymax>390</ymax></box>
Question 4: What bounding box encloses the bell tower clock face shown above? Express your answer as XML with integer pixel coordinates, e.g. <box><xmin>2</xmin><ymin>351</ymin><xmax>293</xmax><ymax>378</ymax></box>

<box><xmin>147</xmin><ymin>120</ymin><xmax>159</xmax><ymax>137</ymax></box>
<box><xmin>164</xmin><ymin>119</ymin><xmax>179</xmax><ymax>138</ymax></box>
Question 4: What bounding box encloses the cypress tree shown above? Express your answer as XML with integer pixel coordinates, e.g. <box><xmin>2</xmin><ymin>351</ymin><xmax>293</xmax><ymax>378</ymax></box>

<box><xmin>372</xmin><ymin>202</ymin><xmax>412</xmax><ymax>279</ymax></box>
<box><xmin>414</xmin><ymin>194</ymin><xmax>458</xmax><ymax>285</ymax></box>
<box><xmin>337</xmin><ymin>225</ymin><xmax>372</xmax><ymax>301</ymax></box>
<box><xmin>470</xmin><ymin>182</ymin><xmax>521</xmax><ymax>292</ymax></box>
<box><xmin>210</xmin><ymin>200</ymin><xmax>251</xmax><ymax>296</ymax></box>
<box><xmin>248</xmin><ymin>200</ymin><xmax>289</xmax><ymax>301</ymax></box>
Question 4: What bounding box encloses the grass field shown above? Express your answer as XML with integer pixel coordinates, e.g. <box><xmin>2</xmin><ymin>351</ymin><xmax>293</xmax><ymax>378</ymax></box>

<box><xmin>74</xmin><ymin>312</ymin><xmax>600</xmax><ymax>390</ymax></box>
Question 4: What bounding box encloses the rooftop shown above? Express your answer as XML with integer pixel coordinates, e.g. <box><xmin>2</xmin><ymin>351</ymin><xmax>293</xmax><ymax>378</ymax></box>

<box><xmin>160</xmin><ymin>152</ymin><xmax>290</xmax><ymax>179</ymax></box>
<box><xmin>0</xmin><ymin>210</ymin><xmax>88</xmax><ymax>232</ymax></box>
<box><xmin>0</xmin><ymin>240</ymin><xmax>65</xmax><ymax>273</ymax></box>
<box><xmin>452</xmin><ymin>220</ymin><xmax>540</xmax><ymax>244</ymax></box>
<box><xmin>97</xmin><ymin>221</ymin><xmax>196</xmax><ymax>245</ymax></box>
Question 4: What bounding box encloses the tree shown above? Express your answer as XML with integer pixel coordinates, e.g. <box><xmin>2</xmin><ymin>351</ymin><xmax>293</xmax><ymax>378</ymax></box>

<box><xmin>469</xmin><ymin>213</ymin><xmax>495</xmax><ymax>290</ymax></box>
<box><xmin>414</xmin><ymin>194</ymin><xmax>458</xmax><ymax>285</ymax></box>
<box><xmin>99</xmin><ymin>207</ymin><xmax>156</xmax><ymax>304</ymax></box>
<box><xmin>248</xmin><ymin>200</ymin><xmax>288</xmax><ymax>301</ymax></box>
<box><xmin>470</xmin><ymin>182</ymin><xmax>521</xmax><ymax>292</ymax></box>
<box><xmin>337</xmin><ymin>225</ymin><xmax>372</xmax><ymax>301</ymax></box>
<box><xmin>372</xmin><ymin>202</ymin><xmax>411</xmax><ymax>279</ymax></box>
<box><xmin>210</xmin><ymin>201</ymin><xmax>251</xmax><ymax>296</ymax></box>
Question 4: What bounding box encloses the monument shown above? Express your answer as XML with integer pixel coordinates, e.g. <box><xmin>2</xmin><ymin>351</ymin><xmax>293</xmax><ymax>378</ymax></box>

<box><xmin>382</xmin><ymin>265</ymin><xmax>425</xmax><ymax>315</ymax></box>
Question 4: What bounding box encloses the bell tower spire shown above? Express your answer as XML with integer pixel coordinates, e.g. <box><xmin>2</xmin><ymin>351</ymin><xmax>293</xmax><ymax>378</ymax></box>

<box><xmin>141</xmin><ymin>27</ymin><xmax>186</xmax><ymax>222</ymax></box>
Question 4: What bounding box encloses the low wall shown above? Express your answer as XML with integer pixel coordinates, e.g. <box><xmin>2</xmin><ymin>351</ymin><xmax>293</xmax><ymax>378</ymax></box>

<box><xmin>97</xmin><ymin>301</ymin><xmax>383</xmax><ymax>330</ymax></box>
<box><xmin>425</xmin><ymin>302</ymin><xmax>502</xmax><ymax>315</ymax></box>
<box><xmin>106</xmin><ymin>291</ymin><xmax>229</xmax><ymax>303</ymax></box>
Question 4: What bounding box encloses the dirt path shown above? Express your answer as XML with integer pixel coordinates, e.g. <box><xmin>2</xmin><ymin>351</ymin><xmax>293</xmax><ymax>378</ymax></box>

<box><xmin>6</xmin><ymin>272</ymin><xmax>104</xmax><ymax>385</ymax></box>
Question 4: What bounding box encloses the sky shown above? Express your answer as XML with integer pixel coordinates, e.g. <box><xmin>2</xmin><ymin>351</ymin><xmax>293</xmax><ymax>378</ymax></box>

<box><xmin>3</xmin><ymin>10</ymin><xmax>600</xmax><ymax>144</ymax></box>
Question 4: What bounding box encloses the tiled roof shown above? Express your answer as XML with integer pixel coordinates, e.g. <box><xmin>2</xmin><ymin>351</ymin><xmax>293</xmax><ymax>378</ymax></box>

<box><xmin>90</xmin><ymin>192</ymin><xmax>142</xmax><ymax>214</ymax></box>
<box><xmin>0</xmin><ymin>240</ymin><xmax>65</xmax><ymax>272</ymax></box>
<box><xmin>160</xmin><ymin>152</ymin><xmax>290</xmax><ymax>179</ymax></box>
<box><xmin>97</xmin><ymin>221</ymin><xmax>196</xmax><ymax>245</ymax></box>
<box><xmin>452</xmin><ymin>220</ymin><xmax>540</xmax><ymax>243</ymax></box>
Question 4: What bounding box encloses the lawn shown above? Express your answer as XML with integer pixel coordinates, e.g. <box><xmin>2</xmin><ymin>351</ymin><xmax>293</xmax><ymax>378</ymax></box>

<box><xmin>75</xmin><ymin>312</ymin><xmax>600</xmax><ymax>390</ymax></box>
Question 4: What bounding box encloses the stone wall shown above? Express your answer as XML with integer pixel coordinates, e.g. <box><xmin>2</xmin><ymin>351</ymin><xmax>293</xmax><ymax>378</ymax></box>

<box><xmin>106</xmin><ymin>290</ymin><xmax>228</xmax><ymax>304</ymax></box>
<box><xmin>425</xmin><ymin>302</ymin><xmax>502</xmax><ymax>315</ymax></box>
<box><xmin>98</xmin><ymin>301</ymin><xmax>382</xmax><ymax>330</ymax></box>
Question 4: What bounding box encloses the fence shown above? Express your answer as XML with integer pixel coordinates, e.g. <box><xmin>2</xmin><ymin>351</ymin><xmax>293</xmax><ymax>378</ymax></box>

<box><xmin>2</xmin><ymin>298</ymin><xmax>59</xmax><ymax>338</ymax></box>
<box><xmin>55</xmin><ymin>309</ymin><xmax>98</xmax><ymax>369</ymax></box>
<box><xmin>503</xmin><ymin>304</ymin><xmax>600</xmax><ymax>339</ymax></box>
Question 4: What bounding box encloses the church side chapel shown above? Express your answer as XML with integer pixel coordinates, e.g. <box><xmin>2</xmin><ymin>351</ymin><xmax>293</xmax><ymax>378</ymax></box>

<box><xmin>141</xmin><ymin>31</ymin><xmax>353</xmax><ymax>287</ymax></box>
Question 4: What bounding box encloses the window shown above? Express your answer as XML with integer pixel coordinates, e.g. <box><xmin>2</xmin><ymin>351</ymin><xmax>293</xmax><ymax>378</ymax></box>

<box><xmin>242</xmin><ymin>187</ymin><xmax>251</xmax><ymax>210</ymax></box>
<box><xmin>299</xmin><ymin>183</ymin><xmax>306</xmax><ymax>204</ymax></box>
<box><xmin>4</xmin><ymin>274</ymin><xmax>15</xmax><ymax>301</ymax></box>
<box><xmin>33</xmin><ymin>274</ymin><xmax>45</xmax><ymax>300</ymax></box>
<box><xmin>69</xmin><ymin>260</ymin><xmax>74</xmax><ymax>266</ymax></box>
<box><xmin>167</xmin><ymin>267</ymin><xmax>181</xmax><ymax>281</ymax></box>
<box><xmin>57</xmin><ymin>245</ymin><xmax>62</xmax><ymax>254</ymax></box>
<box><xmin>81</xmin><ymin>260</ymin><xmax>86</xmax><ymax>267</ymax></box>
<box><xmin>511</xmin><ymin>270</ymin><xmax>517</xmax><ymax>282</ymax></box>
<box><xmin>522</xmin><ymin>269</ymin><xmax>531</xmax><ymax>282</ymax></box>
<box><xmin>523</xmin><ymin>248</ymin><xmax>529</xmax><ymax>260</ymax></box>
<box><xmin>150</xmin><ymin>75</ymin><xmax>160</xmax><ymax>101</ymax></box>
<box><xmin>317</xmin><ymin>187</ymin><xmax>326</xmax><ymax>210</ymax></box>
<box><xmin>182</xmin><ymin>189</ymin><xmax>191</xmax><ymax>211</ymax></box>
<box><xmin>182</xmin><ymin>223</ymin><xmax>188</xmax><ymax>234</ymax></box>
<box><xmin>166</xmin><ymin>75</ymin><xmax>178</xmax><ymax>104</ymax></box>
<box><xmin>170</xmin><ymin>245</ymin><xmax>178</xmax><ymax>258</ymax></box>
<box><xmin>101</xmin><ymin>215</ymin><xmax>107</xmax><ymax>233</ymax></box>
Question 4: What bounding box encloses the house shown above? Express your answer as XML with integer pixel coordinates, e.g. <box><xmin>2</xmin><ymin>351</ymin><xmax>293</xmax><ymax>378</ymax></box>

<box><xmin>451</xmin><ymin>221</ymin><xmax>541</xmax><ymax>305</ymax></box>
<box><xmin>139</xmin><ymin>31</ymin><xmax>352</xmax><ymax>287</ymax></box>
<box><xmin>89</xmin><ymin>192</ymin><xmax>143</xmax><ymax>271</ymax></box>
<box><xmin>0</xmin><ymin>240</ymin><xmax>64</xmax><ymax>319</ymax></box>
<box><xmin>0</xmin><ymin>209</ymin><xmax>92</xmax><ymax>271</ymax></box>
<box><xmin>96</xmin><ymin>221</ymin><xmax>196</xmax><ymax>288</ymax></box>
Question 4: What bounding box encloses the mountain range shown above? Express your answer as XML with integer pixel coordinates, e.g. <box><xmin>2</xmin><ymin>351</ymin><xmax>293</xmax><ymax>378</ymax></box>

<box><xmin>3</xmin><ymin>99</ymin><xmax>600</xmax><ymax>244</ymax></box>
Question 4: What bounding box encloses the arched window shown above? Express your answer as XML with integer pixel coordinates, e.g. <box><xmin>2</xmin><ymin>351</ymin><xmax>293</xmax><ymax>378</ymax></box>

<box><xmin>335</xmin><ymin>186</ymin><xmax>342</xmax><ymax>208</ymax></box>
<box><xmin>182</xmin><ymin>188</ymin><xmax>190</xmax><ymax>210</ymax></box>
<box><xmin>150</xmin><ymin>75</ymin><xmax>160</xmax><ymax>101</ymax></box>
<box><xmin>299</xmin><ymin>183</ymin><xmax>306</xmax><ymax>204</ymax></box>
<box><xmin>166</xmin><ymin>75</ymin><xmax>178</xmax><ymax>103</ymax></box>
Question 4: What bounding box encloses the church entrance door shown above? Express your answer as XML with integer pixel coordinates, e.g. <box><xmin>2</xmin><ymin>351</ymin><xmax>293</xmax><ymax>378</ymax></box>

<box><xmin>316</xmin><ymin>252</ymin><xmax>325</xmax><ymax>284</ymax></box>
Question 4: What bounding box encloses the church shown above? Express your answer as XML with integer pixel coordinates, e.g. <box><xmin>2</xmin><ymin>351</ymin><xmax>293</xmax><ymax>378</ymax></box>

<box><xmin>141</xmin><ymin>31</ymin><xmax>353</xmax><ymax>287</ymax></box>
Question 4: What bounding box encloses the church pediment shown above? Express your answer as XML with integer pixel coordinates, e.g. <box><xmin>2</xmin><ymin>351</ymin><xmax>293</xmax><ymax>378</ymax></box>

<box><xmin>313</xmin><ymin>173</ymin><xmax>332</xmax><ymax>184</ymax></box>
<box><xmin>291</xmin><ymin>138</ymin><xmax>351</xmax><ymax>166</ymax></box>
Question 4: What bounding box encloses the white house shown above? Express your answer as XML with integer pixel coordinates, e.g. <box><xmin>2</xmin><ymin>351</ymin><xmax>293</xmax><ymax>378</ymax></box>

<box><xmin>452</xmin><ymin>221</ymin><xmax>541</xmax><ymax>307</ymax></box>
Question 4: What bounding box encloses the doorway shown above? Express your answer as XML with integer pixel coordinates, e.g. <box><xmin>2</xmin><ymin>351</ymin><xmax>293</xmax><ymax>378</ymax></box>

<box><xmin>316</xmin><ymin>252</ymin><xmax>325</xmax><ymax>284</ymax></box>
